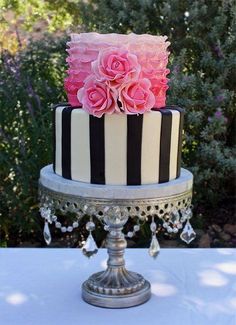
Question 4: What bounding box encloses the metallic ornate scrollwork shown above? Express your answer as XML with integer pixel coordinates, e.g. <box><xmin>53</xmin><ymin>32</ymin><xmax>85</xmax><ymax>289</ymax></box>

<box><xmin>38</xmin><ymin>178</ymin><xmax>194</xmax><ymax>308</ymax></box>
<box><xmin>39</xmin><ymin>182</ymin><xmax>192</xmax><ymax>222</ymax></box>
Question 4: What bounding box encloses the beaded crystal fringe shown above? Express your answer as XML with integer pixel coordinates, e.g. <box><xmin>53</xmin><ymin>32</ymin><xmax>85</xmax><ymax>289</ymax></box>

<box><xmin>40</xmin><ymin>204</ymin><xmax>196</xmax><ymax>258</ymax></box>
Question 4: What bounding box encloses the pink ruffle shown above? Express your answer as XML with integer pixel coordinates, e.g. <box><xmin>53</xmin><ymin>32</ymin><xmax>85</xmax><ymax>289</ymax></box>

<box><xmin>64</xmin><ymin>33</ymin><xmax>171</xmax><ymax>113</ymax></box>
<box><xmin>64</xmin><ymin>77</ymin><xmax>83</xmax><ymax>106</ymax></box>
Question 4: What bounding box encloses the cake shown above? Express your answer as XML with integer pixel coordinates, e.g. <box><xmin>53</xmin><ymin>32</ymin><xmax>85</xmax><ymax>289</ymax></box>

<box><xmin>53</xmin><ymin>33</ymin><xmax>184</xmax><ymax>186</ymax></box>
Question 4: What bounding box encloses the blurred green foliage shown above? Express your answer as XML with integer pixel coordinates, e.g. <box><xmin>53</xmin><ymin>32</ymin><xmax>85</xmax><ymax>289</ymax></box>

<box><xmin>0</xmin><ymin>36</ymin><xmax>67</xmax><ymax>245</ymax></box>
<box><xmin>0</xmin><ymin>0</ymin><xmax>81</xmax><ymax>32</ymax></box>
<box><xmin>0</xmin><ymin>0</ymin><xmax>235</xmax><ymax>246</ymax></box>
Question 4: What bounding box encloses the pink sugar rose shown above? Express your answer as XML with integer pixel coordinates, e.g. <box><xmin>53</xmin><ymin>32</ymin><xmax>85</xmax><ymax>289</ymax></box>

<box><xmin>64</xmin><ymin>77</ymin><xmax>83</xmax><ymax>106</ymax></box>
<box><xmin>118</xmin><ymin>78</ymin><xmax>155</xmax><ymax>114</ymax></box>
<box><xmin>77</xmin><ymin>76</ymin><xmax>119</xmax><ymax>117</ymax></box>
<box><xmin>92</xmin><ymin>48</ymin><xmax>141</xmax><ymax>87</ymax></box>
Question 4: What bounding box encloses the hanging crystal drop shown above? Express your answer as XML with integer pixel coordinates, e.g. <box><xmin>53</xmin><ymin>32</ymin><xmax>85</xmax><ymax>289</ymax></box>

<box><xmin>40</xmin><ymin>207</ymin><xmax>52</xmax><ymax>223</ymax></box>
<box><xmin>185</xmin><ymin>207</ymin><xmax>193</xmax><ymax>218</ymax></box>
<box><xmin>170</xmin><ymin>209</ymin><xmax>180</xmax><ymax>224</ymax></box>
<box><xmin>148</xmin><ymin>234</ymin><xmax>160</xmax><ymax>259</ymax></box>
<box><xmin>82</xmin><ymin>233</ymin><xmax>98</xmax><ymax>258</ymax></box>
<box><xmin>86</xmin><ymin>221</ymin><xmax>95</xmax><ymax>232</ymax></box>
<box><xmin>177</xmin><ymin>222</ymin><xmax>183</xmax><ymax>229</ymax></box>
<box><xmin>180</xmin><ymin>220</ymin><xmax>196</xmax><ymax>244</ymax></box>
<box><xmin>150</xmin><ymin>221</ymin><xmax>157</xmax><ymax>232</ymax></box>
<box><xmin>43</xmin><ymin>221</ymin><xmax>52</xmax><ymax>245</ymax></box>
<box><xmin>150</xmin><ymin>216</ymin><xmax>157</xmax><ymax>232</ymax></box>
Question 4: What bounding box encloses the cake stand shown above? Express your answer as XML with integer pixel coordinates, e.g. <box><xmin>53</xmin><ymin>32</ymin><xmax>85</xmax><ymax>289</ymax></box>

<box><xmin>39</xmin><ymin>165</ymin><xmax>194</xmax><ymax>308</ymax></box>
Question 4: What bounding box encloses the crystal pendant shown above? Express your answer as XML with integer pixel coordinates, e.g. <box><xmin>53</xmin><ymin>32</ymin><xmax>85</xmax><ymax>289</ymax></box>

<box><xmin>180</xmin><ymin>220</ymin><xmax>196</xmax><ymax>244</ymax></box>
<box><xmin>150</xmin><ymin>221</ymin><xmax>157</xmax><ymax>232</ymax></box>
<box><xmin>82</xmin><ymin>233</ymin><xmax>98</xmax><ymax>258</ymax></box>
<box><xmin>185</xmin><ymin>207</ymin><xmax>193</xmax><ymax>218</ymax></box>
<box><xmin>40</xmin><ymin>207</ymin><xmax>52</xmax><ymax>223</ymax></box>
<box><xmin>148</xmin><ymin>234</ymin><xmax>160</xmax><ymax>259</ymax></box>
<box><xmin>43</xmin><ymin>222</ymin><xmax>52</xmax><ymax>245</ymax></box>
<box><xmin>104</xmin><ymin>206</ymin><xmax>122</xmax><ymax>224</ymax></box>
<box><xmin>170</xmin><ymin>209</ymin><xmax>180</xmax><ymax>224</ymax></box>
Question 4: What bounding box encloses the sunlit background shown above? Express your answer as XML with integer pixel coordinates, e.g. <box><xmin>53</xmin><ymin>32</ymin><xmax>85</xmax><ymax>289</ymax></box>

<box><xmin>0</xmin><ymin>0</ymin><xmax>235</xmax><ymax>248</ymax></box>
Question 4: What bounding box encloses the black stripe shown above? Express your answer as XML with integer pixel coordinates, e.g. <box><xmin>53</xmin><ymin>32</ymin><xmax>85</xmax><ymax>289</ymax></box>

<box><xmin>52</xmin><ymin>106</ymin><xmax>56</xmax><ymax>172</ymax></box>
<box><xmin>159</xmin><ymin>109</ymin><xmax>172</xmax><ymax>183</ymax></box>
<box><xmin>61</xmin><ymin>107</ymin><xmax>73</xmax><ymax>179</ymax></box>
<box><xmin>163</xmin><ymin>106</ymin><xmax>185</xmax><ymax>177</ymax></box>
<box><xmin>176</xmin><ymin>108</ymin><xmax>184</xmax><ymax>177</ymax></box>
<box><xmin>164</xmin><ymin>105</ymin><xmax>185</xmax><ymax>117</ymax></box>
<box><xmin>90</xmin><ymin>115</ymin><xmax>105</xmax><ymax>184</ymax></box>
<box><xmin>127</xmin><ymin>115</ymin><xmax>143</xmax><ymax>185</ymax></box>
<box><xmin>53</xmin><ymin>103</ymin><xmax>71</xmax><ymax>173</ymax></box>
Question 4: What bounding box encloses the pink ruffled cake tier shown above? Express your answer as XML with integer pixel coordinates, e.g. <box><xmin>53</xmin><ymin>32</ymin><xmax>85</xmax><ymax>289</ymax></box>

<box><xmin>64</xmin><ymin>32</ymin><xmax>170</xmax><ymax>109</ymax></box>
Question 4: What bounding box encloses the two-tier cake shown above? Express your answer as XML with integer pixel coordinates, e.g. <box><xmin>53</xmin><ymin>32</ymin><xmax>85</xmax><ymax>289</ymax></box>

<box><xmin>53</xmin><ymin>33</ymin><xmax>184</xmax><ymax>186</ymax></box>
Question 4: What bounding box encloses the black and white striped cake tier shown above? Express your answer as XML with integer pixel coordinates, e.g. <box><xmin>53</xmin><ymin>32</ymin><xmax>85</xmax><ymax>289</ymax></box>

<box><xmin>53</xmin><ymin>104</ymin><xmax>184</xmax><ymax>185</ymax></box>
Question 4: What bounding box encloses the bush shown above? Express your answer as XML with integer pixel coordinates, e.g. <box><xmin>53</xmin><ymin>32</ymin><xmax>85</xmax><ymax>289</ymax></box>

<box><xmin>0</xmin><ymin>0</ymin><xmax>235</xmax><ymax>246</ymax></box>
<box><xmin>0</xmin><ymin>35</ymin><xmax>67</xmax><ymax>246</ymax></box>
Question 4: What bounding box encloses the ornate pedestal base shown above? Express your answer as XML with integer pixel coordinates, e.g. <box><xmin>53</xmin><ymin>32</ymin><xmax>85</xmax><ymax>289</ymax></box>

<box><xmin>82</xmin><ymin>274</ymin><xmax>151</xmax><ymax>308</ymax></box>
<box><xmin>82</xmin><ymin>225</ymin><xmax>151</xmax><ymax>308</ymax></box>
<box><xmin>82</xmin><ymin>280</ymin><xmax>151</xmax><ymax>308</ymax></box>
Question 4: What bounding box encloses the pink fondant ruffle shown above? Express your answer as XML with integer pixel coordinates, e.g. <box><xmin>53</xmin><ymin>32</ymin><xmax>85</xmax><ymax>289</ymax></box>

<box><xmin>64</xmin><ymin>32</ymin><xmax>170</xmax><ymax>113</ymax></box>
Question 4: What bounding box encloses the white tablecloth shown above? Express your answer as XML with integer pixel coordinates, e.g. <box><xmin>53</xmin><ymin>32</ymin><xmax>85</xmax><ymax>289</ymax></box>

<box><xmin>0</xmin><ymin>248</ymin><xmax>236</xmax><ymax>325</ymax></box>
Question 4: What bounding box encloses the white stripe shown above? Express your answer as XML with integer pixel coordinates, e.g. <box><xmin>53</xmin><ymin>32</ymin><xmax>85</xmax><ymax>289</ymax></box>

<box><xmin>55</xmin><ymin>106</ymin><xmax>65</xmax><ymax>176</ymax></box>
<box><xmin>169</xmin><ymin>110</ymin><xmax>180</xmax><ymax>180</ymax></box>
<box><xmin>71</xmin><ymin>110</ymin><xmax>90</xmax><ymax>182</ymax></box>
<box><xmin>141</xmin><ymin>111</ymin><xmax>162</xmax><ymax>184</ymax></box>
<box><xmin>105</xmin><ymin>114</ymin><xmax>127</xmax><ymax>185</ymax></box>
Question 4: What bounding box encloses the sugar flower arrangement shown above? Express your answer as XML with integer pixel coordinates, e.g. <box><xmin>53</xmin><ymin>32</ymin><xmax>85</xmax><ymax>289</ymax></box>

<box><xmin>64</xmin><ymin>33</ymin><xmax>170</xmax><ymax>117</ymax></box>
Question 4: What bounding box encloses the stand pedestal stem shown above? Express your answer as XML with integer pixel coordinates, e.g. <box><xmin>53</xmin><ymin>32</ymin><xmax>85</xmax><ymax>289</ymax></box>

<box><xmin>82</xmin><ymin>221</ymin><xmax>151</xmax><ymax>308</ymax></box>
<box><xmin>107</xmin><ymin>226</ymin><xmax>126</xmax><ymax>268</ymax></box>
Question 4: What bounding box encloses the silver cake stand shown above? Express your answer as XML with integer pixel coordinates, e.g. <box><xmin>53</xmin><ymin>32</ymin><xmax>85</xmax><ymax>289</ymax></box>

<box><xmin>39</xmin><ymin>165</ymin><xmax>193</xmax><ymax>308</ymax></box>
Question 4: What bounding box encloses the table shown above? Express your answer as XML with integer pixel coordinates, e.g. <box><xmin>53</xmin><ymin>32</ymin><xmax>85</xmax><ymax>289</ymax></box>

<box><xmin>0</xmin><ymin>248</ymin><xmax>236</xmax><ymax>325</ymax></box>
